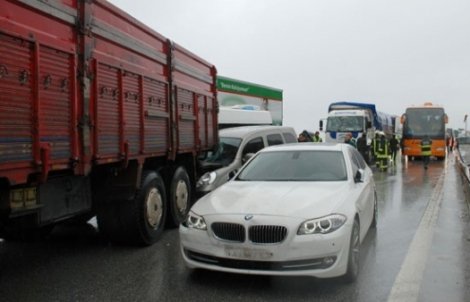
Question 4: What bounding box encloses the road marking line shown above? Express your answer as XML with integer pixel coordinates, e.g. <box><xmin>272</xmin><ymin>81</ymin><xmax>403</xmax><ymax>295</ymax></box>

<box><xmin>387</xmin><ymin>168</ymin><xmax>446</xmax><ymax>302</ymax></box>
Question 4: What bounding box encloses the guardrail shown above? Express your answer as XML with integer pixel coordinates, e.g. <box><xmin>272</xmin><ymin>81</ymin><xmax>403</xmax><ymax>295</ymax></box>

<box><xmin>455</xmin><ymin>146</ymin><xmax>470</xmax><ymax>182</ymax></box>
<box><xmin>454</xmin><ymin>141</ymin><xmax>470</xmax><ymax>207</ymax></box>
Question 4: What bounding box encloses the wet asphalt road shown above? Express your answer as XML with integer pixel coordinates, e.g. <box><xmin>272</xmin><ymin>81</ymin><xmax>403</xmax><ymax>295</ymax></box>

<box><xmin>0</xmin><ymin>153</ymin><xmax>469</xmax><ymax>302</ymax></box>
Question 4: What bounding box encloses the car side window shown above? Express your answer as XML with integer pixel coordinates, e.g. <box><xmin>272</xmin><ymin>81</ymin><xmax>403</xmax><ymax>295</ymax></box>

<box><xmin>349</xmin><ymin>149</ymin><xmax>361</xmax><ymax>173</ymax></box>
<box><xmin>282</xmin><ymin>132</ymin><xmax>297</xmax><ymax>143</ymax></box>
<box><xmin>352</xmin><ymin>149</ymin><xmax>367</xmax><ymax>169</ymax></box>
<box><xmin>349</xmin><ymin>149</ymin><xmax>366</xmax><ymax>174</ymax></box>
<box><xmin>267</xmin><ymin>133</ymin><xmax>284</xmax><ymax>146</ymax></box>
<box><xmin>242</xmin><ymin>137</ymin><xmax>265</xmax><ymax>157</ymax></box>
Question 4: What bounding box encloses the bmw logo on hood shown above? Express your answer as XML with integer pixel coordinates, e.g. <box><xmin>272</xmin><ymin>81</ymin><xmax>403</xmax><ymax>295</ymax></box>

<box><xmin>244</xmin><ymin>214</ymin><xmax>253</xmax><ymax>221</ymax></box>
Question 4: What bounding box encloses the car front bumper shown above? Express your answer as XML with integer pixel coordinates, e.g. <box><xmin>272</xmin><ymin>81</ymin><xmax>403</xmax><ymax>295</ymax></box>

<box><xmin>179</xmin><ymin>219</ymin><xmax>353</xmax><ymax>278</ymax></box>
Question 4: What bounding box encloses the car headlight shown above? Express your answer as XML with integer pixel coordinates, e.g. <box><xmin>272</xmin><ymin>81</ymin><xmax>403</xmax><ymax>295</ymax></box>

<box><xmin>297</xmin><ymin>214</ymin><xmax>347</xmax><ymax>235</ymax></box>
<box><xmin>197</xmin><ymin>171</ymin><xmax>217</xmax><ymax>188</ymax></box>
<box><xmin>184</xmin><ymin>212</ymin><xmax>207</xmax><ymax>230</ymax></box>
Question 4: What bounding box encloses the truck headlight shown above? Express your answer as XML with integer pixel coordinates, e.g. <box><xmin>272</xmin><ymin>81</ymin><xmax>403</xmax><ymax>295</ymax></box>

<box><xmin>297</xmin><ymin>214</ymin><xmax>347</xmax><ymax>235</ymax></box>
<box><xmin>197</xmin><ymin>171</ymin><xmax>217</xmax><ymax>188</ymax></box>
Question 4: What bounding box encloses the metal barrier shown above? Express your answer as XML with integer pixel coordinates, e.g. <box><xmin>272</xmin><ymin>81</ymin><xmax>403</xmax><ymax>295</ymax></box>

<box><xmin>454</xmin><ymin>140</ymin><xmax>470</xmax><ymax>209</ymax></box>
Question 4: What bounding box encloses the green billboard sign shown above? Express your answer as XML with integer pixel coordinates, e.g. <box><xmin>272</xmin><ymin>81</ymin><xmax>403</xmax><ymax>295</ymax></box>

<box><xmin>216</xmin><ymin>76</ymin><xmax>283</xmax><ymax>101</ymax></box>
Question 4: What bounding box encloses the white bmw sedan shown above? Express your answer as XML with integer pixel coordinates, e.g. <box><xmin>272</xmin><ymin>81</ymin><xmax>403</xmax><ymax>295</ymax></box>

<box><xmin>180</xmin><ymin>143</ymin><xmax>377</xmax><ymax>282</ymax></box>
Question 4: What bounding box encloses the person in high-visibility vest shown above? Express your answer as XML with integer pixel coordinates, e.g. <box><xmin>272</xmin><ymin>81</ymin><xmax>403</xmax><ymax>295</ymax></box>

<box><xmin>312</xmin><ymin>131</ymin><xmax>323</xmax><ymax>142</ymax></box>
<box><xmin>376</xmin><ymin>135</ymin><xmax>389</xmax><ymax>171</ymax></box>
<box><xmin>421</xmin><ymin>136</ymin><xmax>432</xmax><ymax>170</ymax></box>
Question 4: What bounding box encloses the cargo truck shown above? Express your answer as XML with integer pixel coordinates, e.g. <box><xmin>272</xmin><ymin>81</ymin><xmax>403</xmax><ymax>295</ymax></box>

<box><xmin>321</xmin><ymin>101</ymin><xmax>395</xmax><ymax>144</ymax></box>
<box><xmin>0</xmin><ymin>0</ymin><xmax>218</xmax><ymax>245</ymax></box>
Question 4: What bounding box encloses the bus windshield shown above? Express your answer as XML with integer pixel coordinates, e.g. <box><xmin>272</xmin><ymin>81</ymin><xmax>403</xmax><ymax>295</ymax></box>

<box><xmin>403</xmin><ymin>108</ymin><xmax>445</xmax><ymax>138</ymax></box>
<box><xmin>326</xmin><ymin>116</ymin><xmax>364</xmax><ymax>132</ymax></box>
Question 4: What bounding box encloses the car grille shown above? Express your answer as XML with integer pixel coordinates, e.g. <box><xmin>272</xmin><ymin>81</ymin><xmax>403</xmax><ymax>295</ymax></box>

<box><xmin>211</xmin><ymin>223</ymin><xmax>287</xmax><ymax>244</ymax></box>
<box><xmin>211</xmin><ymin>222</ymin><xmax>245</xmax><ymax>242</ymax></box>
<box><xmin>249</xmin><ymin>225</ymin><xmax>287</xmax><ymax>244</ymax></box>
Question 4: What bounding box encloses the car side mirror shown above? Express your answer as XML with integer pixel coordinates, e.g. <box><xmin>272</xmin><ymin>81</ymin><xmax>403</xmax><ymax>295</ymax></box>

<box><xmin>354</xmin><ymin>169</ymin><xmax>365</xmax><ymax>183</ymax></box>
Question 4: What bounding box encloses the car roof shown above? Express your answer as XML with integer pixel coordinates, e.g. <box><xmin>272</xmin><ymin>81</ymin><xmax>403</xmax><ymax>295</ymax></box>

<box><xmin>259</xmin><ymin>142</ymin><xmax>350</xmax><ymax>153</ymax></box>
<box><xmin>219</xmin><ymin>125</ymin><xmax>295</xmax><ymax>138</ymax></box>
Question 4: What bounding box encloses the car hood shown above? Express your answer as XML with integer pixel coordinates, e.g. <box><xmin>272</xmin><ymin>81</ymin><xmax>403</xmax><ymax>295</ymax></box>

<box><xmin>192</xmin><ymin>181</ymin><xmax>351</xmax><ymax>219</ymax></box>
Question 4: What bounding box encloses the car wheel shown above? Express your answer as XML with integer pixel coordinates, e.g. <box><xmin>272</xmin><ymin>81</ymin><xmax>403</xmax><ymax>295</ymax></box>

<box><xmin>168</xmin><ymin>167</ymin><xmax>191</xmax><ymax>227</ymax></box>
<box><xmin>343</xmin><ymin>219</ymin><xmax>360</xmax><ymax>283</ymax></box>
<box><xmin>371</xmin><ymin>192</ymin><xmax>378</xmax><ymax>228</ymax></box>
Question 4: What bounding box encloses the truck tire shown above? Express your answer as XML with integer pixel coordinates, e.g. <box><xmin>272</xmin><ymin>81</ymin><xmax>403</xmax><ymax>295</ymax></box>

<box><xmin>168</xmin><ymin>166</ymin><xmax>191</xmax><ymax>227</ymax></box>
<box><xmin>96</xmin><ymin>200</ymin><xmax>121</xmax><ymax>243</ymax></box>
<box><xmin>97</xmin><ymin>171</ymin><xmax>167</xmax><ymax>246</ymax></box>
<box><xmin>127</xmin><ymin>171</ymin><xmax>167</xmax><ymax>245</ymax></box>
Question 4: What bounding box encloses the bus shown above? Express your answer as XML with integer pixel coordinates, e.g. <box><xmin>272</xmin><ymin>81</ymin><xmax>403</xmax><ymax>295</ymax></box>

<box><xmin>400</xmin><ymin>102</ymin><xmax>448</xmax><ymax>159</ymax></box>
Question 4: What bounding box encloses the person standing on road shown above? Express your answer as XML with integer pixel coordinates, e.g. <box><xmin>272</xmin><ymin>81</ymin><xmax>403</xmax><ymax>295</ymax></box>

<box><xmin>298</xmin><ymin>130</ymin><xmax>313</xmax><ymax>142</ymax></box>
<box><xmin>356</xmin><ymin>133</ymin><xmax>369</xmax><ymax>164</ymax></box>
<box><xmin>421</xmin><ymin>136</ymin><xmax>432</xmax><ymax>170</ymax></box>
<box><xmin>372</xmin><ymin>132</ymin><xmax>380</xmax><ymax>167</ymax></box>
<box><xmin>344</xmin><ymin>132</ymin><xmax>356</xmax><ymax>148</ymax></box>
<box><xmin>446</xmin><ymin>135</ymin><xmax>453</xmax><ymax>153</ymax></box>
<box><xmin>376</xmin><ymin>134</ymin><xmax>390</xmax><ymax>171</ymax></box>
<box><xmin>312</xmin><ymin>131</ymin><xmax>323</xmax><ymax>142</ymax></box>
<box><xmin>389</xmin><ymin>135</ymin><xmax>400</xmax><ymax>165</ymax></box>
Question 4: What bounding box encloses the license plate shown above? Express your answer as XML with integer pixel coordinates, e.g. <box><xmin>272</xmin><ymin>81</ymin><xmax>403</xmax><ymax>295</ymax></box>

<box><xmin>224</xmin><ymin>246</ymin><xmax>273</xmax><ymax>260</ymax></box>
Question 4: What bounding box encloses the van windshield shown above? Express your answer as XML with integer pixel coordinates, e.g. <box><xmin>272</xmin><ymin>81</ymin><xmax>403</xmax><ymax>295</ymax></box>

<box><xmin>203</xmin><ymin>137</ymin><xmax>242</xmax><ymax>165</ymax></box>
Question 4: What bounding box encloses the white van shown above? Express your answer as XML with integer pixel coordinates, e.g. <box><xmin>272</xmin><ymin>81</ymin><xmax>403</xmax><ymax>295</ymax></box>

<box><xmin>196</xmin><ymin>125</ymin><xmax>297</xmax><ymax>195</ymax></box>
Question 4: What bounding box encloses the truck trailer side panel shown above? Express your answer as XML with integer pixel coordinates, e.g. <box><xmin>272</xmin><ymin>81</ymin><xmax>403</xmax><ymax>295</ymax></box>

<box><xmin>0</xmin><ymin>0</ymin><xmax>218</xmax><ymax>244</ymax></box>
<box><xmin>87</xmin><ymin>0</ymin><xmax>171</xmax><ymax>164</ymax></box>
<box><xmin>0</xmin><ymin>0</ymin><xmax>79</xmax><ymax>185</ymax></box>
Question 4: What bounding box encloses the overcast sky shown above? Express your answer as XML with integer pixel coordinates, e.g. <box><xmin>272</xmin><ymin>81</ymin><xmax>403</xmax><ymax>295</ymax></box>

<box><xmin>108</xmin><ymin>0</ymin><xmax>470</xmax><ymax>133</ymax></box>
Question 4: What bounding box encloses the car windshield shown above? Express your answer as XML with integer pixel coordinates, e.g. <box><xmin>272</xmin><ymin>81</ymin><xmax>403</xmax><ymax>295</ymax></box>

<box><xmin>201</xmin><ymin>137</ymin><xmax>242</xmax><ymax>165</ymax></box>
<box><xmin>237</xmin><ymin>150</ymin><xmax>347</xmax><ymax>181</ymax></box>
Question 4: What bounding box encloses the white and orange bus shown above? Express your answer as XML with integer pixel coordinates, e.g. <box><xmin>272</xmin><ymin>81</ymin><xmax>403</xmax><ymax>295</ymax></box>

<box><xmin>400</xmin><ymin>102</ymin><xmax>448</xmax><ymax>159</ymax></box>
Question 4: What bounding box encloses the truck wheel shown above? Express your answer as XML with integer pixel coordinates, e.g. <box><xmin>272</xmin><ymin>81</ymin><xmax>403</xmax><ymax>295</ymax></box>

<box><xmin>96</xmin><ymin>171</ymin><xmax>167</xmax><ymax>246</ymax></box>
<box><xmin>168</xmin><ymin>167</ymin><xmax>191</xmax><ymax>227</ymax></box>
<box><xmin>132</xmin><ymin>171</ymin><xmax>167</xmax><ymax>245</ymax></box>
<box><xmin>96</xmin><ymin>201</ymin><xmax>121</xmax><ymax>243</ymax></box>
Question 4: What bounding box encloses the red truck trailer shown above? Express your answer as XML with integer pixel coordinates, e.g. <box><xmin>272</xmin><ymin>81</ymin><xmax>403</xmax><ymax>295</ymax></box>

<box><xmin>0</xmin><ymin>0</ymin><xmax>218</xmax><ymax>245</ymax></box>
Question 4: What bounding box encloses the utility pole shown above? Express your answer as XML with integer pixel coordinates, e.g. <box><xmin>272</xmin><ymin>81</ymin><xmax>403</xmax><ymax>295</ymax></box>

<box><xmin>465</xmin><ymin>114</ymin><xmax>468</xmax><ymax>136</ymax></box>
